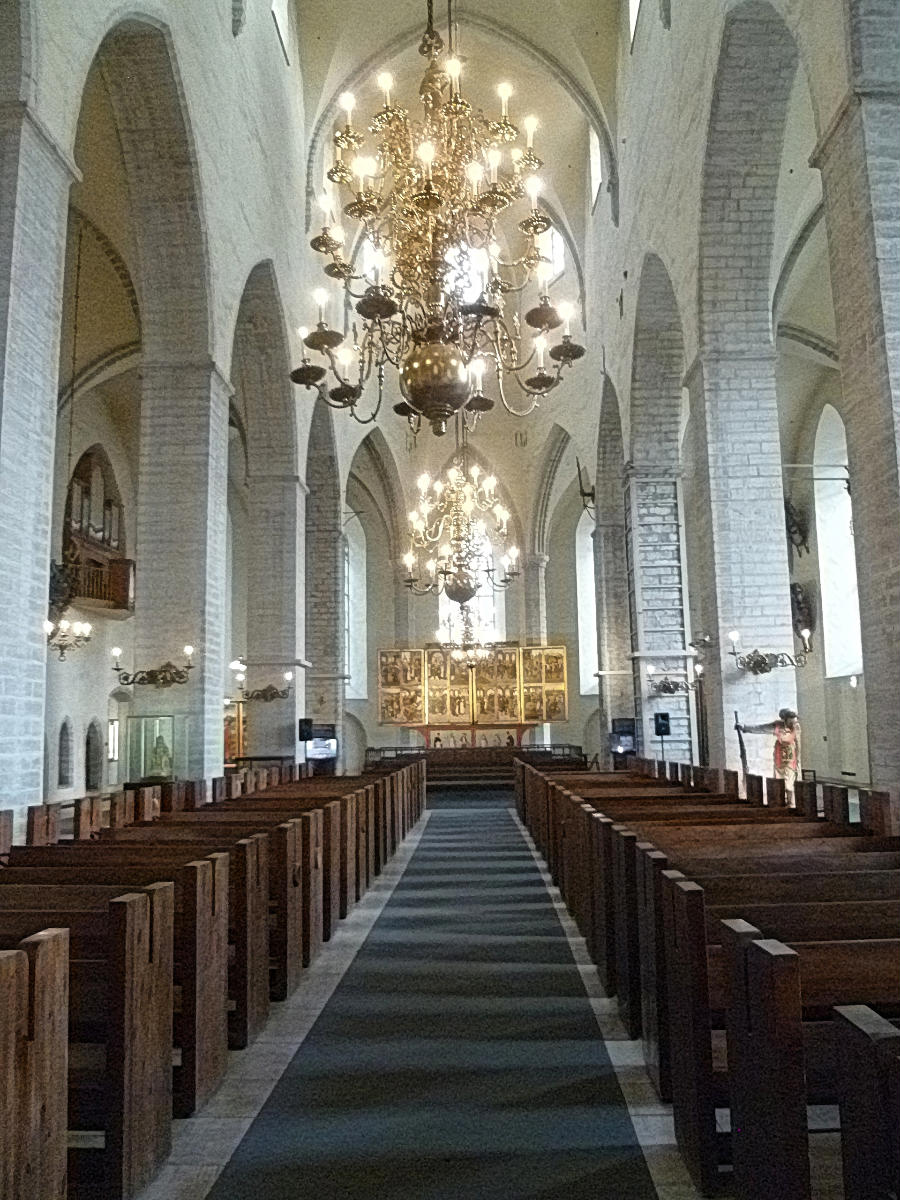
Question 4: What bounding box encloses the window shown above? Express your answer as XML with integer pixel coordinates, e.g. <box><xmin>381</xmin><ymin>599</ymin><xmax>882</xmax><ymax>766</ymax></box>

<box><xmin>438</xmin><ymin>531</ymin><xmax>506</xmax><ymax>644</ymax></box>
<box><xmin>536</xmin><ymin>227</ymin><xmax>566</xmax><ymax>283</ymax></box>
<box><xmin>85</xmin><ymin>722</ymin><xmax>103</xmax><ymax>792</ymax></box>
<box><xmin>345</xmin><ymin>519</ymin><xmax>367</xmax><ymax>699</ymax></box>
<box><xmin>589</xmin><ymin>129</ymin><xmax>604</xmax><ymax>210</ymax></box>
<box><xmin>271</xmin><ymin>0</ymin><xmax>290</xmax><ymax>63</ymax></box>
<box><xmin>814</xmin><ymin>406</ymin><xmax>862</xmax><ymax>677</ymax></box>
<box><xmin>629</xmin><ymin>0</ymin><xmax>642</xmax><ymax>41</ymax></box>
<box><xmin>576</xmin><ymin>509</ymin><xmax>599</xmax><ymax>694</ymax></box>
<box><xmin>57</xmin><ymin>720</ymin><xmax>73</xmax><ymax>788</ymax></box>
<box><xmin>108</xmin><ymin>719</ymin><xmax>119</xmax><ymax>762</ymax></box>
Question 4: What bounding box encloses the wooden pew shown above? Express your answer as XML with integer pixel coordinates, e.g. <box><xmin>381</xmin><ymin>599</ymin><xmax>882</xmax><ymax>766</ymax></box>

<box><xmin>7</xmin><ymin>837</ymin><xmax>266</xmax><ymax>1050</ymax></box>
<box><xmin>100</xmin><ymin>818</ymin><xmax>304</xmax><ymax>1001</ymax></box>
<box><xmin>0</xmin><ymin>888</ymin><xmax>174</xmax><ymax>1200</ymax></box>
<box><xmin>834</xmin><ymin>1004</ymin><xmax>900</xmax><ymax>1200</ymax></box>
<box><xmin>0</xmin><ymin>926</ymin><xmax>68</xmax><ymax>1200</ymax></box>
<box><xmin>721</xmin><ymin>921</ymin><xmax>900</xmax><ymax>1200</ymax></box>
<box><xmin>0</xmin><ymin>860</ymin><xmax>228</xmax><ymax>1117</ymax></box>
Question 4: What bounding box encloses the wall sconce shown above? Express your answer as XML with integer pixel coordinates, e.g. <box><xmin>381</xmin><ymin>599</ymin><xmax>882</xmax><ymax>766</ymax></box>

<box><xmin>44</xmin><ymin>617</ymin><xmax>93</xmax><ymax>661</ymax></box>
<box><xmin>112</xmin><ymin>644</ymin><xmax>195</xmax><ymax>687</ymax></box>
<box><xmin>727</xmin><ymin>630</ymin><xmax>807</xmax><ymax>675</ymax></box>
<box><xmin>229</xmin><ymin>657</ymin><xmax>294</xmax><ymax>701</ymax></box>
<box><xmin>575</xmin><ymin>456</ymin><xmax>596</xmax><ymax>518</ymax></box>
<box><xmin>647</xmin><ymin>664</ymin><xmax>698</xmax><ymax>695</ymax></box>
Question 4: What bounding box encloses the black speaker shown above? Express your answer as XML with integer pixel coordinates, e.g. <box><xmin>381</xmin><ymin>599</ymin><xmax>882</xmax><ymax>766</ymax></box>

<box><xmin>654</xmin><ymin>712</ymin><xmax>671</xmax><ymax>738</ymax></box>
<box><xmin>298</xmin><ymin>718</ymin><xmax>314</xmax><ymax>742</ymax></box>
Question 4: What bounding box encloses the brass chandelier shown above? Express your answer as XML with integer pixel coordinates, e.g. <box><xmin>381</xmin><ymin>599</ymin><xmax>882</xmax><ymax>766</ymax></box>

<box><xmin>290</xmin><ymin>0</ymin><xmax>586</xmax><ymax>435</ymax></box>
<box><xmin>435</xmin><ymin>604</ymin><xmax>493</xmax><ymax>670</ymax></box>
<box><xmin>402</xmin><ymin>432</ymin><xmax>520</xmax><ymax>605</ymax></box>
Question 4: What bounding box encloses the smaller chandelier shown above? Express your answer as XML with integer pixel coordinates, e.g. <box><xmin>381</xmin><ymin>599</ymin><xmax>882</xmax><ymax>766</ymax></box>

<box><xmin>229</xmin><ymin>658</ymin><xmax>295</xmax><ymax>702</ymax></box>
<box><xmin>436</xmin><ymin>605</ymin><xmax>492</xmax><ymax>671</ymax></box>
<box><xmin>402</xmin><ymin>456</ymin><xmax>519</xmax><ymax>605</ymax></box>
<box><xmin>112</xmin><ymin>645</ymin><xmax>195</xmax><ymax>688</ymax></box>
<box><xmin>727</xmin><ymin>630</ymin><xmax>808</xmax><ymax>675</ymax></box>
<box><xmin>44</xmin><ymin>617</ymin><xmax>92</xmax><ymax>661</ymax></box>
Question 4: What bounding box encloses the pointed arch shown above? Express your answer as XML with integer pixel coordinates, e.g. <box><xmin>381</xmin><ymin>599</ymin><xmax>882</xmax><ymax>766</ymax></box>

<box><xmin>85</xmin><ymin>719</ymin><xmax>104</xmax><ymax>792</ymax></box>
<box><xmin>93</xmin><ymin>18</ymin><xmax>211</xmax><ymax>364</ymax></box>
<box><xmin>57</xmin><ymin>719</ymin><xmax>73</xmax><ymax>789</ymax></box>
<box><xmin>630</xmin><ymin>252</ymin><xmax>685</xmax><ymax>469</ymax></box>
<box><xmin>348</xmin><ymin>428</ymin><xmax>406</xmax><ymax>560</ymax></box>
<box><xmin>530</xmin><ymin>424</ymin><xmax>571</xmax><ymax>555</ymax></box>
<box><xmin>699</xmin><ymin>2</ymin><xmax>799</xmax><ymax>352</ymax></box>
<box><xmin>230</xmin><ymin>260</ymin><xmax>297</xmax><ymax>478</ymax></box>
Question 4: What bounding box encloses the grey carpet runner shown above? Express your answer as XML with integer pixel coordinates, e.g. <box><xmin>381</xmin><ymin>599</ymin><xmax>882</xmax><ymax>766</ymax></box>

<box><xmin>207</xmin><ymin>788</ymin><xmax>657</xmax><ymax>1198</ymax></box>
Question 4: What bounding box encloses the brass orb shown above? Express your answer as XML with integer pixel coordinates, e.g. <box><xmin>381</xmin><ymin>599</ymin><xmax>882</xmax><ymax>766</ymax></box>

<box><xmin>399</xmin><ymin>341</ymin><xmax>471</xmax><ymax>434</ymax></box>
<box><xmin>444</xmin><ymin>571</ymin><xmax>478</xmax><ymax>606</ymax></box>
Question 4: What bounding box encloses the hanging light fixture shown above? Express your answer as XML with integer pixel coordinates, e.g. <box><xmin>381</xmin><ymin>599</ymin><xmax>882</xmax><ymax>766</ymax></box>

<box><xmin>402</xmin><ymin>424</ymin><xmax>519</xmax><ymax>604</ymax></box>
<box><xmin>290</xmin><ymin>0</ymin><xmax>585</xmax><ymax>435</ymax></box>
<box><xmin>435</xmin><ymin>604</ymin><xmax>492</xmax><ymax>670</ymax></box>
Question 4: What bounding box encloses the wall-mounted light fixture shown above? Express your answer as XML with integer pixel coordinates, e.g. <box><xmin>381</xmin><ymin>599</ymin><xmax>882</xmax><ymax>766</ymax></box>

<box><xmin>646</xmin><ymin>663</ymin><xmax>701</xmax><ymax>695</ymax></box>
<box><xmin>727</xmin><ymin>630</ymin><xmax>807</xmax><ymax>675</ymax></box>
<box><xmin>112</xmin><ymin>645</ymin><xmax>195</xmax><ymax>687</ymax></box>
<box><xmin>229</xmin><ymin>657</ymin><xmax>294</xmax><ymax>701</ymax></box>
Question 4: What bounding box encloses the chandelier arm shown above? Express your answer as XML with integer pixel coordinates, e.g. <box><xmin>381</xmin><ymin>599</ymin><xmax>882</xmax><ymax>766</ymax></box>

<box><xmin>495</xmin><ymin>369</ymin><xmax>542</xmax><ymax>417</ymax></box>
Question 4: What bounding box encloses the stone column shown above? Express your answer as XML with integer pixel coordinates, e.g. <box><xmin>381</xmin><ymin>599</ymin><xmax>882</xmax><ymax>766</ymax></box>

<box><xmin>522</xmin><ymin>552</ymin><xmax>549</xmax><ymax>645</ymax></box>
<box><xmin>624</xmin><ymin>467</ymin><xmax>693</xmax><ymax>762</ymax></box>
<box><xmin>244</xmin><ymin>473</ymin><xmax>306</xmax><ymax>759</ymax></box>
<box><xmin>132</xmin><ymin>363</ymin><xmax>230</xmax><ymax>779</ymax></box>
<box><xmin>0</xmin><ymin>105</ymin><xmax>73</xmax><ymax>812</ymax></box>
<box><xmin>684</xmin><ymin>356</ymin><xmax>796</xmax><ymax>777</ymax></box>
<box><xmin>593</xmin><ymin>520</ymin><xmax>634</xmax><ymax>745</ymax></box>
<box><xmin>305</xmin><ymin>520</ymin><xmax>346</xmax><ymax>759</ymax></box>
<box><xmin>813</xmin><ymin>3</ymin><xmax>900</xmax><ymax>795</ymax></box>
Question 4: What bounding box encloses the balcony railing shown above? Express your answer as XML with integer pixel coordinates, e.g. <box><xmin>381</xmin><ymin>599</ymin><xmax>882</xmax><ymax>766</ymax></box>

<box><xmin>73</xmin><ymin>559</ymin><xmax>135</xmax><ymax>614</ymax></box>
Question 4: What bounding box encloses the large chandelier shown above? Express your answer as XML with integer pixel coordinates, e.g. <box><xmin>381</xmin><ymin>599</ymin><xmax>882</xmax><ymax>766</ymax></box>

<box><xmin>290</xmin><ymin>0</ymin><xmax>586</xmax><ymax>435</ymax></box>
<box><xmin>402</xmin><ymin>442</ymin><xmax>520</xmax><ymax>605</ymax></box>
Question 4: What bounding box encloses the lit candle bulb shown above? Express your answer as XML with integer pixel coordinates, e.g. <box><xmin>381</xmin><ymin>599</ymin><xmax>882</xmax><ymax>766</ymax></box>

<box><xmin>487</xmin><ymin>147</ymin><xmax>501</xmax><ymax>185</ymax></box>
<box><xmin>317</xmin><ymin>189</ymin><xmax>334</xmax><ymax>222</ymax></box>
<box><xmin>407</xmin><ymin>509</ymin><xmax>419</xmax><ymax>524</ymax></box>
<box><xmin>508</xmin><ymin>546</ymin><xmax>519</xmax><ymax>562</ymax></box>
<box><xmin>331</xmin><ymin>225</ymin><xmax>345</xmax><ymax>246</ymax></box>
<box><xmin>439</xmin><ymin>544</ymin><xmax>451</xmax><ymax>560</ymax></box>
<box><xmin>469</xmin><ymin>359</ymin><xmax>485</xmax><ymax>392</ymax></box>
<box><xmin>417</xmin><ymin>472</ymin><xmax>431</xmax><ymax>493</ymax></box>
<box><xmin>43</xmin><ymin>619</ymin><xmax>54</xmax><ymax>635</ymax></box>
<box><xmin>525</xmin><ymin>174</ymin><xmax>542</xmax><ymax>207</ymax></box>
<box><xmin>336</xmin><ymin>345</ymin><xmax>354</xmax><ymax>371</ymax></box>
<box><xmin>510</xmin><ymin>146</ymin><xmax>523</xmax><ymax>172</ymax></box>
<box><xmin>403</xmin><ymin>551</ymin><xmax>415</xmax><ymax>570</ymax></box>
<box><xmin>111</xmin><ymin>646</ymin><xmax>122</xmax><ymax>661</ymax></box>
<box><xmin>497</xmin><ymin>81</ymin><xmax>513</xmax><ymax>118</ymax></box>
<box><xmin>465</xmin><ymin>161</ymin><xmax>484</xmax><ymax>195</ymax></box>
<box><xmin>425</xmin><ymin>558</ymin><xmax>436</xmax><ymax>575</ymax></box>
<box><xmin>376</xmin><ymin>71</ymin><xmax>393</xmax><ymax>107</ymax></box>
<box><xmin>535</xmin><ymin>334</ymin><xmax>547</xmax><ymax>368</ymax></box>
<box><xmin>284</xmin><ymin>671</ymin><xmax>294</xmax><ymax>682</ymax></box>
<box><xmin>728</xmin><ymin>630</ymin><xmax>741</xmax><ymax>646</ymax></box>
<box><xmin>339</xmin><ymin>91</ymin><xmax>356</xmax><ymax>122</ymax></box>
<box><xmin>558</xmin><ymin>301</ymin><xmax>574</xmax><ymax>336</ymax></box>
<box><xmin>524</xmin><ymin>115</ymin><xmax>538</xmax><ymax>149</ymax></box>
<box><xmin>370</xmin><ymin>247</ymin><xmax>384</xmax><ymax>284</ymax></box>
<box><xmin>297</xmin><ymin>325</ymin><xmax>309</xmax><ymax>342</ymax></box>
<box><xmin>184</xmin><ymin>644</ymin><xmax>194</xmax><ymax>660</ymax></box>
<box><xmin>536</xmin><ymin>258</ymin><xmax>552</xmax><ymax>290</ymax></box>
<box><xmin>483</xmin><ymin>475</ymin><xmax>496</xmax><ymax>493</ymax></box>
<box><xmin>417</xmin><ymin>140</ymin><xmax>436</xmax><ymax>181</ymax></box>
<box><xmin>446</xmin><ymin>57</ymin><xmax>462</xmax><ymax>94</ymax></box>
<box><xmin>313</xmin><ymin>287</ymin><xmax>329</xmax><ymax>323</ymax></box>
<box><xmin>647</xmin><ymin>664</ymin><xmax>656</xmax><ymax>676</ymax></box>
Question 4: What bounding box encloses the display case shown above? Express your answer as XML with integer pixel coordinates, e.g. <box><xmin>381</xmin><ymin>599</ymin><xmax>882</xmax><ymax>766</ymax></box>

<box><xmin>126</xmin><ymin>715</ymin><xmax>176</xmax><ymax>781</ymax></box>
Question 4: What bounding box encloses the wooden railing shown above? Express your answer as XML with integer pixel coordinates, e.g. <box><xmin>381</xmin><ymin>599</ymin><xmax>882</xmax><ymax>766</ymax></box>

<box><xmin>73</xmin><ymin>558</ymin><xmax>134</xmax><ymax>611</ymax></box>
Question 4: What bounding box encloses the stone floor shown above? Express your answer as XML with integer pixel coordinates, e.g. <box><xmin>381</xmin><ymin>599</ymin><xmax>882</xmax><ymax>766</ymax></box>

<box><xmin>135</xmin><ymin>787</ymin><xmax>842</xmax><ymax>1200</ymax></box>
